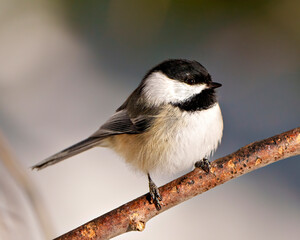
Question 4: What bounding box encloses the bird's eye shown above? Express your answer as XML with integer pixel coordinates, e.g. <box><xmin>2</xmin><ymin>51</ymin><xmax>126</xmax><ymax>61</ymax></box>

<box><xmin>185</xmin><ymin>75</ymin><xmax>195</xmax><ymax>84</ymax></box>
<box><xmin>187</xmin><ymin>78</ymin><xmax>195</xmax><ymax>84</ymax></box>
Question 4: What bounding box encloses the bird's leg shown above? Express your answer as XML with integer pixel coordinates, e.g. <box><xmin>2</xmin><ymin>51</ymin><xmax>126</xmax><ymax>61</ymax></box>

<box><xmin>195</xmin><ymin>158</ymin><xmax>211</xmax><ymax>173</ymax></box>
<box><xmin>147</xmin><ymin>173</ymin><xmax>162</xmax><ymax>210</ymax></box>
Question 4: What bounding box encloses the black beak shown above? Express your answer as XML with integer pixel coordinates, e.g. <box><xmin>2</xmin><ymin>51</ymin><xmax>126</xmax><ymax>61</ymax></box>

<box><xmin>208</xmin><ymin>82</ymin><xmax>222</xmax><ymax>89</ymax></box>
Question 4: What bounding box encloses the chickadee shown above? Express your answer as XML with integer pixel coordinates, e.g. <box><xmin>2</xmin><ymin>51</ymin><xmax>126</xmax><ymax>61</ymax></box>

<box><xmin>32</xmin><ymin>59</ymin><xmax>223</xmax><ymax>210</ymax></box>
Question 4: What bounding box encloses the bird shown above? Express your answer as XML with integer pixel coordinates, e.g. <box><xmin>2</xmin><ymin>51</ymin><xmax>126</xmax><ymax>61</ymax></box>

<box><xmin>32</xmin><ymin>59</ymin><xmax>223</xmax><ymax>210</ymax></box>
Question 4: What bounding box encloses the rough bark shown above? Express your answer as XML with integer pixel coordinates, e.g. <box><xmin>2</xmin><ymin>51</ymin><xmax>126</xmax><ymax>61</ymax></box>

<box><xmin>55</xmin><ymin>127</ymin><xmax>300</xmax><ymax>240</ymax></box>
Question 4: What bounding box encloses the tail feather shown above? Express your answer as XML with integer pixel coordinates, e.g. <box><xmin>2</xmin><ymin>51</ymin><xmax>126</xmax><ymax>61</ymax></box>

<box><xmin>32</xmin><ymin>137</ymin><xmax>102</xmax><ymax>170</ymax></box>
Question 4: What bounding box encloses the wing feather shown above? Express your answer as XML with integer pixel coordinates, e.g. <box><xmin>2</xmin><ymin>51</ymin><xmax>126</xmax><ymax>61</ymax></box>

<box><xmin>32</xmin><ymin>107</ymin><xmax>155</xmax><ymax>170</ymax></box>
<box><xmin>90</xmin><ymin>110</ymin><xmax>153</xmax><ymax>138</ymax></box>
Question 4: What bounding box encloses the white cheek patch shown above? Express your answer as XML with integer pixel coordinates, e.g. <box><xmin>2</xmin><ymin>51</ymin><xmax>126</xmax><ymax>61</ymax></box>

<box><xmin>143</xmin><ymin>72</ymin><xmax>207</xmax><ymax>106</ymax></box>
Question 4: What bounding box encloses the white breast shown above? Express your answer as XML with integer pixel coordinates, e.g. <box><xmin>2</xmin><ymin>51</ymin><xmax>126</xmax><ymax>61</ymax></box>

<box><xmin>152</xmin><ymin>103</ymin><xmax>223</xmax><ymax>175</ymax></box>
<box><xmin>106</xmin><ymin>103</ymin><xmax>223</xmax><ymax>176</ymax></box>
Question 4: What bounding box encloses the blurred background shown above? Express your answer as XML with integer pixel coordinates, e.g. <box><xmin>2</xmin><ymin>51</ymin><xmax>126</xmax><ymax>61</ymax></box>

<box><xmin>0</xmin><ymin>0</ymin><xmax>299</xmax><ymax>239</ymax></box>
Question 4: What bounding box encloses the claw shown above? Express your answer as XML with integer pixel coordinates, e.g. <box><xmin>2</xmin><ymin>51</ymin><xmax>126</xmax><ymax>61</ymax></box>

<box><xmin>148</xmin><ymin>174</ymin><xmax>162</xmax><ymax>210</ymax></box>
<box><xmin>195</xmin><ymin>158</ymin><xmax>211</xmax><ymax>173</ymax></box>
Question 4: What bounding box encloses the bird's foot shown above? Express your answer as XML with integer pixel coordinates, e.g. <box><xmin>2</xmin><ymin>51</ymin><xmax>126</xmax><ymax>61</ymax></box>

<box><xmin>195</xmin><ymin>158</ymin><xmax>211</xmax><ymax>173</ymax></box>
<box><xmin>148</xmin><ymin>174</ymin><xmax>162</xmax><ymax>210</ymax></box>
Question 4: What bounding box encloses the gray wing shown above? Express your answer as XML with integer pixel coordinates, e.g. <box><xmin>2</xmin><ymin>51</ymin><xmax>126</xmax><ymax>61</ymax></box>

<box><xmin>32</xmin><ymin>109</ymin><xmax>153</xmax><ymax>170</ymax></box>
<box><xmin>90</xmin><ymin>109</ymin><xmax>153</xmax><ymax>138</ymax></box>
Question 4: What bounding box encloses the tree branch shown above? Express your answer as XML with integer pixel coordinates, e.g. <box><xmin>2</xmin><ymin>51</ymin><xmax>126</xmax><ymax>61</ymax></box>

<box><xmin>55</xmin><ymin>127</ymin><xmax>300</xmax><ymax>240</ymax></box>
